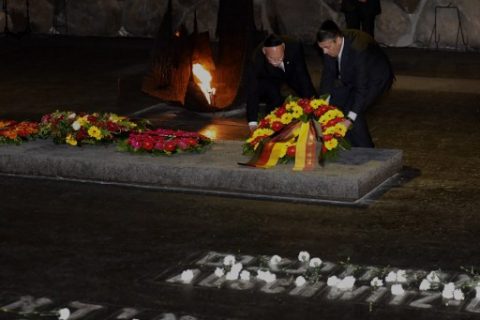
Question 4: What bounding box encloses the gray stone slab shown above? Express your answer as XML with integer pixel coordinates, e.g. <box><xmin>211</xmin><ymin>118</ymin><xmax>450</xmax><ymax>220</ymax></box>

<box><xmin>0</xmin><ymin>140</ymin><xmax>402</xmax><ymax>202</ymax></box>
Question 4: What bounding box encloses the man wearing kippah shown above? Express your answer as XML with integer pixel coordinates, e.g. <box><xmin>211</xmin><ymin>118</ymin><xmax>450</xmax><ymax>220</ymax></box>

<box><xmin>246</xmin><ymin>34</ymin><xmax>316</xmax><ymax>131</ymax></box>
<box><xmin>317</xmin><ymin>20</ymin><xmax>394</xmax><ymax>148</ymax></box>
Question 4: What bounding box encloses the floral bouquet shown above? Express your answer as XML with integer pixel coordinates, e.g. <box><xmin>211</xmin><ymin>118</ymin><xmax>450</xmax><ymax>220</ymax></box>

<box><xmin>118</xmin><ymin>128</ymin><xmax>212</xmax><ymax>155</ymax></box>
<box><xmin>242</xmin><ymin>96</ymin><xmax>350</xmax><ymax>170</ymax></box>
<box><xmin>0</xmin><ymin>120</ymin><xmax>39</xmax><ymax>145</ymax></box>
<box><xmin>39</xmin><ymin>110</ymin><xmax>148</xmax><ymax>146</ymax></box>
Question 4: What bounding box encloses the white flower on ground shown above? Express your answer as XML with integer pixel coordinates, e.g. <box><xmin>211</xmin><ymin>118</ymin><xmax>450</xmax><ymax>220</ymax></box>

<box><xmin>476</xmin><ymin>286</ymin><xmax>480</xmax><ymax>298</ymax></box>
<box><xmin>214</xmin><ymin>267</ymin><xmax>225</xmax><ymax>278</ymax></box>
<box><xmin>257</xmin><ymin>270</ymin><xmax>276</xmax><ymax>283</ymax></box>
<box><xmin>298</xmin><ymin>251</ymin><xmax>310</xmax><ymax>263</ymax></box>
<box><xmin>385</xmin><ymin>271</ymin><xmax>397</xmax><ymax>283</ymax></box>
<box><xmin>370</xmin><ymin>277</ymin><xmax>384</xmax><ymax>288</ymax></box>
<box><xmin>58</xmin><ymin>308</ymin><xmax>70</xmax><ymax>320</ymax></box>
<box><xmin>223</xmin><ymin>255</ymin><xmax>236</xmax><ymax>266</ymax></box>
<box><xmin>240</xmin><ymin>270</ymin><xmax>251</xmax><ymax>281</ymax></box>
<box><xmin>269</xmin><ymin>255</ymin><xmax>282</xmax><ymax>265</ymax></box>
<box><xmin>391</xmin><ymin>284</ymin><xmax>405</xmax><ymax>296</ymax></box>
<box><xmin>419</xmin><ymin>279</ymin><xmax>431</xmax><ymax>291</ymax></box>
<box><xmin>327</xmin><ymin>276</ymin><xmax>341</xmax><ymax>287</ymax></box>
<box><xmin>442</xmin><ymin>282</ymin><xmax>455</xmax><ymax>299</ymax></box>
<box><xmin>181</xmin><ymin>269</ymin><xmax>194</xmax><ymax>283</ymax></box>
<box><xmin>295</xmin><ymin>276</ymin><xmax>307</xmax><ymax>287</ymax></box>
<box><xmin>426</xmin><ymin>271</ymin><xmax>441</xmax><ymax>283</ymax></box>
<box><xmin>453</xmin><ymin>289</ymin><xmax>465</xmax><ymax>301</ymax></box>
<box><xmin>71</xmin><ymin>121</ymin><xmax>81</xmax><ymax>131</ymax></box>
<box><xmin>226</xmin><ymin>271</ymin><xmax>239</xmax><ymax>281</ymax></box>
<box><xmin>337</xmin><ymin>276</ymin><xmax>356</xmax><ymax>290</ymax></box>
<box><xmin>309</xmin><ymin>257</ymin><xmax>322</xmax><ymax>268</ymax></box>
<box><xmin>231</xmin><ymin>262</ymin><xmax>243</xmax><ymax>274</ymax></box>
<box><xmin>396</xmin><ymin>270</ymin><xmax>407</xmax><ymax>283</ymax></box>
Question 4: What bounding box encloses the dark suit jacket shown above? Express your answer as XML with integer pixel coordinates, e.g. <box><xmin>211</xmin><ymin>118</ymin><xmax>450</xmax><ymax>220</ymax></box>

<box><xmin>341</xmin><ymin>0</ymin><xmax>381</xmax><ymax>16</ymax></box>
<box><xmin>246</xmin><ymin>37</ymin><xmax>316</xmax><ymax>122</ymax></box>
<box><xmin>319</xmin><ymin>29</ymin><xmax>393</xmax><ymax>116</ymax></box>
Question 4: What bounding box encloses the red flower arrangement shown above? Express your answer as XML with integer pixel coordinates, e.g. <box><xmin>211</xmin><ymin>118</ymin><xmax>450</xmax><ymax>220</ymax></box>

<box><xmin>0</xmin><ymin>120</ymin><xmax>39</xmax><ymax>144</ymax></box>
<box><xmin>118</xmin><ymin>128</ymin><xmax>212</xmax><ymax>155</ymax></box>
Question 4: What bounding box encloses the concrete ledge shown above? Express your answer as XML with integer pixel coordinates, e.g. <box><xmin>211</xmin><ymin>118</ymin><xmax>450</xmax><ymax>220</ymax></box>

<box><xmin>0</xmin><ymin>140</ymin><xmax>402</xmax><ymax>202</ymax></box>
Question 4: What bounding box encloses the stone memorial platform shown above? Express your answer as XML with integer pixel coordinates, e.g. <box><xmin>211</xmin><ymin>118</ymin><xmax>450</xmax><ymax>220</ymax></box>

<box><xmin>0</xmin><ymin>140</ymin><xmax>402</xmax><ymax>203</ymax></box>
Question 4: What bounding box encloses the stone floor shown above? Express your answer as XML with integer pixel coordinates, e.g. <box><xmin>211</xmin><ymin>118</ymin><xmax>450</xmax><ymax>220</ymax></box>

<box><xmin>1</xmin><ymin>34</ymin><xmax>480</xmax><ymax>320</ymax></box>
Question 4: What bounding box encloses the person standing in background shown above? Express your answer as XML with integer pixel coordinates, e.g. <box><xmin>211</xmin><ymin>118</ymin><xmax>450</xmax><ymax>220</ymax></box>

<box><xmin>341</xmin><ymin>0</ymin><xmax>381</xmax><ymax>38</ymax></box>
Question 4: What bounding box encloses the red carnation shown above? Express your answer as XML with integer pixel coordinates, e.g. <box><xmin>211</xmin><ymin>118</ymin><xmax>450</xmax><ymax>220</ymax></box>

<box><xmin>275</xmin><ymin>107</ymin><xmax>287</xmax><ymax>117</ymax></box>
<box><xmin>259</xmin><ymin>119</ymin><xmax>270</xmax><ymax>128</ymax></box>
<box><xmin>186</xmin><ymin>137</ymin><xmax>198</xmax><ymax>146</ymax></box>
<box><xmin>87</xmin><ymin>115</ymin><xmax>97</xmax><ymax>123</ymax></box>
<box><xmin>164</xmin><ymin>140</ymin><xmax>177</xmax><ymax>152</ymax></box>
<box><xmin>303</xmin><ymin>105</ymin><xmax>313</xmax><ymax>114</ymax></box>
<box><xmin>271</xmin><ymin>121</ymin><xmax>284</xmax><ymax>132</ymax></box>
<box><xmin>286</xmin><ymin>145</ymin><xmax>296</xmax><ymax>157</ymax></box>
<box><xmin>177</xmin><ymin>138</ymin><xmax>190</xmax><ymax>150</ymax></box>
<box><xmin>142</xmin><ymin>139</ymin><xmax>154</xmax><ymax>151</ymax></box>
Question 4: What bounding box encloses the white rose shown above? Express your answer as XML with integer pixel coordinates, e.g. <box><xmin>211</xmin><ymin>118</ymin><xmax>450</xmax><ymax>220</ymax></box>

<box><xmin>309</xmin><ymin>257</ymin><xmax>322</xmax><ymax>268</ymax></box>
<box><xmin>181</xmin><ymin>269</ymin><xmax>194</xmax><ymax>283</ymax></box>
<box><xmin>68</xmin><ymin>113</ymin><xmax>76</xmax><ymax>119</ymax></box>
<box><xmin>256</xmin><ymin>270</ymin><xmax>267</xmax><ymax>281</ymax></box>
<box><xmin>72</xmin><ymin>121</ymin><xmax>81</xmax><ymax>131</ymax></box>
<box><xmin>58</xmin><ymin>308</ymin><xmax>70</xmax><ymax>320</ymax></box>
<box><xmin>327</xmin><ymin>276</ymin><xmax>340</xmax><ymax>287</ymax></box>
<box><xmin>426</xmin><ymin>271</ymin><xmax>440</xmax><ymax>283</ymax></box>
<box><xmin>226</xmin><ymin>271</ymin><xmax>239</xmax><ymax>281</ymax></box>
<box><xmin>370</xmin><ymin>277</ymin><xmax>384</xmax><ymax>288</ymax></box>
<box><xmin>223</xmin><ymin>255</ymin><xmax>236</xmax><ymax>266</ymax></box>
<box><xmin>385</xmin><ymin>271</ymin><xmax>397</xmax><ymax>283</ymax></box>
<box><xmin>231</xmin><ymin>262</ymin><xmax>243</xmax><ymax>274</ymax></box>
<box><xmin>391</xmin><ymin>284</ymin><xmax>405</xmax><ymax>296</ymax></box>
<box><xmin>214</xmin><ymin>267</ymin><xmax>225</xmax><ymax>278</ymax></box>
<box><xmin>264</xmin><ymin>271</ymin><xmax>276</xmax><ymax>283</ymax></box>
<box><xmin>396</xmin><ymin>270</ymin><xmax>407</xmax><ymax>283</ymax></box>
<box><xmin>298</xmin><ymin>251</ymin><xmax>310</xmax><ymax>263</ymax></box>
<box><xmin>442</xmin><ymin>283</ymin><xmax>455</xmax><ymax>299</ymax></box>
<box><xmin>240</xmin><ymin>270</ymin><xmax>251</xmax><ymax>281</ymax></box>
<box><xmin>453</xmin><ymin>289</ymin><xmax>465</xmax><ymax>301</ymax></box>
<box><xmin>337</xmin><ymin>276</ymin><xmax>356</xmax><ymax>290</ymax></box>
<box><xmin>295</xmin><ymin>276</ymin><xmax>307</xmax><ymax>287</ymax></box>
<box><xmin>476</xmin><ymin>286</ymin><xmax>480</xmax><ymax>298</ymax></box>
<box><xmin>419</xmin><ymin>279</ymin><xmax>431</xmax><ymax>291</ymax></box>
<box><xmin>269</xmin><ymin>255</ymin><xmax>282</xmax><ymax>265</ymax></box>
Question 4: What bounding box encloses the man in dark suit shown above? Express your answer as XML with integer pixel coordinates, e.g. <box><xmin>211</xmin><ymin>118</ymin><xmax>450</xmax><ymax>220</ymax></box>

<box><xmin>341</xmin><ymin>0</ymin><xmax>381</xmax><ymax>38</ymax></box>
<box><xmin>246</xmin><ymin>34</ymin><xmax>316</xmax><ymax>131</ymax></box>
<box><xmin>317</xmin><ymin>20</ymin><xmax>394</xmax><ymax>148</ymax></box>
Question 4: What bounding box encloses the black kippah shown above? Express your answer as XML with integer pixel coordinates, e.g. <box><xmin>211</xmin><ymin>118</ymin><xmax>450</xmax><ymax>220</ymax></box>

<box><xmin>317</xmin><ymin>20</ymin><xmax>342</xmax><ymax>42</ymax></box>
<box><xmin>263</xmin><ymin>34</ymin><xmax>284</xmax><ymax>47</ymax></box>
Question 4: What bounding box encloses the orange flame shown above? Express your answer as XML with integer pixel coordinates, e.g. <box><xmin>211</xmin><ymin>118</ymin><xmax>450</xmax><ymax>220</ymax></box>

<box><xmin>192</xmin><ymin>63</ymin><xmax>216</xmax><ymax>105</ymax></box>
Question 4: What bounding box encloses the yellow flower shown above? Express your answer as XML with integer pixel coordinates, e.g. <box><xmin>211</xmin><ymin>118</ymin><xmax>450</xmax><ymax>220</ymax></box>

<box><xmin>280</xmin><ymin>113</ymin><xmax>293</xmax><ymax>124</ymax></box>
<box><xmin>335</xmin><ymin>123</ymin><xmax>347</xmax><ymax>136</ymax></box>
<box><xmin>66</xmin><ymin>134</ymin><xmax>78</xmax><ymax>146</ymax></box>
<box><xmin>324</xmin><ymin>138</ymin><xmax>338</xmax><ymax>150</ymax></box>
<box><xmin>87</xmin><ymin>126</ymin><xmax>103</xmax><ymax>140</ymax></box>
<box><xmin>78</xmin><ymin>116</ymin><xmax>88</xmax><ymax>126</ymax></box>
<box><xmin>323</xmin><ymin>126</ymin><xmax>336</xmax><ymax>136</ymax></box>
<box><xmin>285</xmin><ymin>102</ymin><xmax>298</xmax><ymax>111</ymax></box>
<box><xmin>108</xmin><ymin>114</ymin><xmax>126</xmax><ymax>123</ymax></box>
<box><xmin>310</xmin><ymin>99</ymin><xmax>328</xmax><ymax>109</ymax></box>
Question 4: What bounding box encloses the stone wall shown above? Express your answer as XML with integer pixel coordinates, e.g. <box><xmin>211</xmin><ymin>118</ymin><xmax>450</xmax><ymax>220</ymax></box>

<box><xmin>2</xmin><ymin>0</ymin><xmax>478</xmax><ymax>50</ymax></box>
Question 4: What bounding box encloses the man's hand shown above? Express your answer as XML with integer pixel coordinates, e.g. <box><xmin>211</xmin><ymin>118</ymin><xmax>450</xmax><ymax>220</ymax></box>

<box><xmin>343</xmin><ymin>119</ymin><xmax>353</xmax><ymax>129</ymax></box>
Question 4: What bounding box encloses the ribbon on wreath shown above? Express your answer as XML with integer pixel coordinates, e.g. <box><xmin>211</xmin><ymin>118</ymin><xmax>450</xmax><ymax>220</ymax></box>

<box><xmin>240</xmin><ymin>119</ymin><xmax>322</xmax><ymax>171</ymax></box>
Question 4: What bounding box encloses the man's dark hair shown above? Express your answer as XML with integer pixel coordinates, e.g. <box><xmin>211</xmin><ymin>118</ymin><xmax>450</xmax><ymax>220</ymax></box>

<box><xmin>316</xmin><ymin>20</ymin><xmax>343</xmax><ymax>42</ymax></box>
<box><xmin>263</xmin><ymin>34</ymin><xmax>285</xmax><ymax>47</ymax></box>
